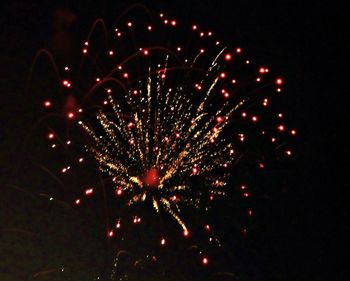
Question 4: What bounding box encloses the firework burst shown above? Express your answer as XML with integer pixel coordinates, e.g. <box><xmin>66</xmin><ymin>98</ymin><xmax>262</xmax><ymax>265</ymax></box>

<box><xmin>29</xmin><ymin>7</ymin><xmax>295</xmax><ymax>269</ymax></box>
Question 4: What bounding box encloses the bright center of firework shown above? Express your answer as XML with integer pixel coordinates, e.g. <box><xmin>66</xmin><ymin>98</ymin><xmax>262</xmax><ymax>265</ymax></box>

<box><xmin>143</xmin><ymin>167</ymin><xmax>160</xmax><ymax>187</ymax></box>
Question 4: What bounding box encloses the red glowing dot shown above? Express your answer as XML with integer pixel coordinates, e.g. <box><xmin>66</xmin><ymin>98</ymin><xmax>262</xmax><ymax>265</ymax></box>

<box><xmin>115</xmin><ymin>188</ymin><xmax>123</xmax><ymax>196</ymax></box>
<box><xmin>200</xmin><ymin>49</ymin><xmax>205</xmax><ymax>53</ymax></box>
<box><xmin>143</xmin><ymin>49</ymin><xmax>149</xmax><ymax>55</ymax></box>
<box><xmin>216</xmin><ymin>116</ymin><xmax>223</xmax><ymax>123</ymax></box>
<box><xmin>84</xmin><ymin>41</ymin><xmax>89</xmax><ymax>46</ymax></box>
<box><xmin>192</xmin><ymin>25</ymin><xmax>198</xmax><ymax>30</ymax></box>
<box><xmin>224</xmin><ymin>92</ymin><xmax>230</xmax><ymax>98</ymax></box>
<box><xmin>67</xmin><ymin>112</ymin><xmax>74</xmax><ymax>119</ymax></box>
<box><xmin>177</xmin><ymin>47</ymin><xmax>182</xmax><ymax>52</ymax></box>
<box><xmin>251</xmin><ymin>116</ymin><xmax>258</xmax><ymax>122</ymax></box>
<box><xmin>242</xmin><ymin>112</ymin><xmax>247</xmax><ymax>118</ymax></box>
<box><xmin>127</xmin><ymin>22</ymin><xmax>132</xmax><ymax>27</ymax></box>
<box><xmin>82</xmin><ymin>49</ymin><xmax>88</xmax><ymax>54</ymax></box>
<box><xmin>243</xmin><ymin>192</ymin><xmax>249</xmax><ymax>197</ymax></box>
<box><xmin>161</xmin><ymin>238</ymin><xmax>166</xmax><ymax>245</ymax></box>
<box><xmin>62</xmin><ymin>80</ymin><xmax>71</xmax><ymax>88</ymax></box>
<box><xmin>205</xmin><ymin>224</ymin><xmax>210</xmax><ymax>230</ymax></box>
<box><xmin>291</xmin><ymin>129</ymin><xmax>297</xmax><ymax>135</ymax></box>
<box><xmin>286</xmin><ymin>150</ymin><xmax>292</xmax><ymax>156</ymax></box>
<box><xmin>202</xmin><ymin>257</ymin><xmax>208</xmax><ymax>265</ymax></box>
<box><xmin>123</xmin><ymin>73</ymin><xmax>129</xmax><ymax>78</ymax></box>
<box><xmin>225</xmin><ymin>53</ymin><xmax>232</xmax><ymax>60</ymax></box>
<box><xmin>219</xmin><ymin>72</ymin><xmax>226</xmax><ymax>79</ymax></box>
<box><xmin>85</xmin><ymin>188</ymin><xmax>93</xmax><ymax>195</ymax></box>
<box><xmin>278</xmin><ymin>113</ymin><xmax>283</xmax><ymax>118</ymax></box>
<box><xmin>259</xmin><ymin>67</ymin><xmax>266</xmax><ymax>73</ymax></box>
<box><xmin>183</xmin><ymin>230</ymin><xmax>189</xmax><ymax>236</ymax></box>
<box><xmin>208</xmin><ymin>31</ymin><xmax>212</xmax><ymax>36</ymax></box>
<box><xmin>48</xmin><ymin>133</ymin><xmax>54</xmax><ymax>139</ymax></box>
<box><xmin>147</xmin><ymin>25</ymin><xmax>152</xmax><ymax>31</ymax></box>
<box><xmin>171</xmin><ymin>20</ymin><xmax>177</xmax><ymax>26</ymax></box>
<box><xmin>108</xmin><ymin>50</ymin><xmax>114</xmax><ymax>56</ymax></box>
<box><xmin>44</xmin><ymin>100</ymin><xmax>51</xmax><ymax>107</ymax></box>
<box><xmin>75</xmin><ymin>199</ymin><xmax>80</xmax><ymax>205</ymax></box>
<box><xmin>278</xmin><ymin>125</ymin><xmax>285</xmax><ymax>131</ymax></box>
<box><xmin>241</xmin><ymin>185</ymin><xmax>246</xmax><ymax>190</ymax></box>
<box><xmin>259</xmin><ymin>163</ymin><xmax>265</xmax><ymax>169</ymax></box>
<box><xmin>236</xmin><ymin>47</ymin><xmax>242</xmax><ymax>53</ymax></box>
<box><xmin>78</xmin><ymin>158</ymin><xmax>84</xmax><ymax>163</ymax></box>
<box><xmin>192</xmin><ymin>167</ymin><xmax>198</xmax><ymax>174</ymax></box>
<box><xmin>276</xmin><ymin>78</ymin><xmax>283</xmax><ymax>85</ymax></box>
<box><xmin>200</xmin><ymin>32</ymin><xmax>204</xmax><ymax>37</ymax></box>
<box><xmin>248</xmin><ymin>210</ymin><xmax>253</xmax><ymax>216</ymax></box>
<box><xmin>116</xmin><ymin>222</ymin><xmax>121</xmax><ymax>228</ymax></box>
<box><xmin>108</xmin><ymin>230</ymin><xmax>114</xmax><ymax>237</ymax></box>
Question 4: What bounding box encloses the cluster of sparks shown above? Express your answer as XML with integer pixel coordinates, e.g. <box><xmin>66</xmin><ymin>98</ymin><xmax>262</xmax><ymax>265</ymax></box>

<box><xmin>37</xmin><ymin>10</ymin><xmax>296</xmax><ymax>267</ymax></box>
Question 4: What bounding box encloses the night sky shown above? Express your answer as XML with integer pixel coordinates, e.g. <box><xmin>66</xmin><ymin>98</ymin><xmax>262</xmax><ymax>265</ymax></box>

<box><xmin>0</xmin><ymin>1</ymin><xmax>348</xmax><ymax>281</ymax></box>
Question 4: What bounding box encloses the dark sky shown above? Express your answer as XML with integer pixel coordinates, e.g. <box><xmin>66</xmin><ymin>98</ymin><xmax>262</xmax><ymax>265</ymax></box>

<box><xmin>0</xmin><ymin>1</ymin><xmax>348</xmax><ymax>281</ymax></box>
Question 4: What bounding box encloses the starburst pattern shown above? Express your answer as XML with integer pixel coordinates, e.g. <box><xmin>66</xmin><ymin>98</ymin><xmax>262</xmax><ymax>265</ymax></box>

<box><xmin>31</xmin><ymin>9</ymin><xmax>295</xmax><ymax>250</ymax></box>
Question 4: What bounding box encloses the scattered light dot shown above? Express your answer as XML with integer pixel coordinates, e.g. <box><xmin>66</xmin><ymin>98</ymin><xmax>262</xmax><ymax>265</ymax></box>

<box><xmin>202</xmin><ymin>257</ymin><xmax>208</xmax><ymax>265</ymax></box>
<box><xmin>85</xmin><ymin>188</ymin><xmax>93</xmax><ymax>195</ymax></box>
<box><xmin>276</xmin><ymin>78</ymin><xmax>283</xmax><ymax>85</ymax></box>
<box><xmin>62</xmin><ymin>80</ymin><xmax>71</xmax><ymax>88</ymax></box>
<box><xmin>219</xmin><ymin>72</ymin><xmax>226</xmax><ymax>79</ymax></box>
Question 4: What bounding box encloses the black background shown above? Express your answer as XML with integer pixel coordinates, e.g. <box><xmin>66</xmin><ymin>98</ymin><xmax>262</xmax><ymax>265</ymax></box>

<box><xmin>0</xmin><ymin>1</ymin><xmax>348</xmax><ymax>280</ymax></box>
